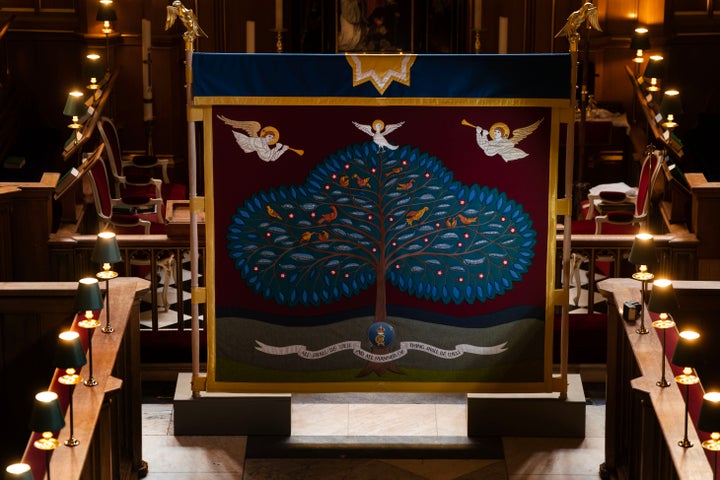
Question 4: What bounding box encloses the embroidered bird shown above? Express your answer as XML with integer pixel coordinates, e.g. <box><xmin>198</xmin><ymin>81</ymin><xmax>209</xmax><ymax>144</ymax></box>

<box><xmin>457</xmin><ymin>213</ymin><xmax>478</xmax><ymax>225</ymax></box>
<box><xmin>300</xmin><ymin>231</ymin><xmax>316</xmax><ymax>242</ymax></box>
<box><xmin>317</xmin><ymin>230</ymin><xmax>330</xmax><ymax>241</ymax></box>
<box><xmin>353</xmin><ymin>119</ymin><xmax>405</xmax><ymax>151</ymax></box>
<box><xmin>385</xmin><ymin>167</ymin><xmax>403</xmax><ymax>177</ymax></box>
<box><xmin>317</xmin><ymin>206</ymin><xmax>338</xmax><ymax>224</ymax></box>
<box><xmin>339</xmin><ymin>175</ymin><xmax>350</xmax><ymax>187</ymax></box>
<box><xmin>405</xmin><ymin>207</ymin><xmax>429</xmax><ymax>226</ymax></box>
<box><xmin>445</xmin><ymin>217</ymin><xmax>457</xmax><ymax>228</ymax></box>
<box><xmin>266</xmin><ymin>205</ymin><xmax>282</xmax><ymax>220</ymax></box>
<box><xmin>397</xmin><ymin>179</ymin><xmax>415</xmax><ymax>191</ymax></box>
<box><xmin>352</xmin><ymin>174</ymin><xmax>371</xmax><ymax>188</ymax></box>
<box><xmin>554</xmin><ymin>2</ymin><xmax>602</xmax><ymax>40</ymax></box>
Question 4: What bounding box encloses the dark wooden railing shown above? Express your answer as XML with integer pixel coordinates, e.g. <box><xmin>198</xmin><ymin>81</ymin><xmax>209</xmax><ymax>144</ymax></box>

<box><xmin>600</xmin><ymin>278</ymin><xmax>719</xmax><ymax>479</ymax></box>
<box><xmin>0</xmin><ymin>278</ymin><xmax>148</xmax><ymax>480</ymax></box>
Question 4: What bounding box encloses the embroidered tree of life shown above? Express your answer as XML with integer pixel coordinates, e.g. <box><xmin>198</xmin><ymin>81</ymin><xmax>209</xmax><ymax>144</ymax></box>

<box><xmin>226</xmin><ymin>141</ymin><xmax>537</xmax><ymax>374</ymax></box>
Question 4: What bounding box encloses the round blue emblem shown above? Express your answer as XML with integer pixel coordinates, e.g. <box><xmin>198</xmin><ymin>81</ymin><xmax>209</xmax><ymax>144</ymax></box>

<box><xmin>368</xmin><ymin>322</ymin><xmax>395</xmax><ymax>348</ymax></box>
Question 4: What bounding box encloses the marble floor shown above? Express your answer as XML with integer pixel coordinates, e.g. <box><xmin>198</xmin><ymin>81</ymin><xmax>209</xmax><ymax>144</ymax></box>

<box><xmin>141</xmin><ymin>383</ymin><xmax>606</xmax><ymax>479</ymax></box>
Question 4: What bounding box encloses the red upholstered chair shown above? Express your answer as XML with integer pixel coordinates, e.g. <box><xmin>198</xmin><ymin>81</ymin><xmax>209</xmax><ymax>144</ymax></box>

<box><xmin>86</xmin><ymin>148</ymin><xmax>165</xmax><ymax>234</ymax></box>
<box><xmin>97</xmin><ymin>116</ymin><xmax>166</xmax><ymax>199</ymax></box>
<box><xmin>584</xmin><ymin>147</ymin><xmax>663</xmax><ymax>234</ymax></box>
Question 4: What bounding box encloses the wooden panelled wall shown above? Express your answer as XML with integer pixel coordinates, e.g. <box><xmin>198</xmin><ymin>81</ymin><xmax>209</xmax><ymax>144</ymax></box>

<box><xmin>1</xmin><ymin>0</ymin><xmax>719</xmax><ymax>187</ymax></box>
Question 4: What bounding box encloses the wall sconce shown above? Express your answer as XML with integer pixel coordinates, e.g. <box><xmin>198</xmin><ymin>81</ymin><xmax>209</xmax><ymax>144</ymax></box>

<box><xmin>643</xmin><ymin>55</ymin><xmax>664</xmax><ymax>92</ymax></box>
<box><xmin>74</xmin><ymin>277</ymin><xmax>104</xmax><ymax>387</ymax></box>
<box><xmin>62</xmin><ymin>91</ymin><xmax>87</xmax><ymax>130</ymax></box>
<box><xmin>55</xmin><ymin>330</ymin><xmax>87</xmax><ymax>447</ymax></box>
<box><xmin>28</xmin><ymin>391</ymin><xmax>65</xmax><ymax>480</ymax></box>
<box><xmin>698</xmin><ymin>391</ymin><xmax>720</xmax><ymax>476</ymax></box>
<box><xmin>671</xmin><ymin>329</ymin><xmax>701</xmax><ymax>448</ymax></box>
<box><xmin>4</xmin><ymin>463</ymin><xmax>34</xmax><ymax>479</ymax></box>
<box><xmin>628</xmin><ymin>232</ymin><xmax>657</xmax><ymax>335</ymax></box>
<box><xmin>647</xmin><ymin>278</ymin><xmax>679</xmax><ymax>388</ymax></box>
<box><xmin>91</xmin><ymin>231</ymin><xmax>122</xmax><ymax>334</ymax></box>
<box><xmin>660</xmin><ymin>89</ymin><xmax>682</xmax><ymax>131</ymax></box>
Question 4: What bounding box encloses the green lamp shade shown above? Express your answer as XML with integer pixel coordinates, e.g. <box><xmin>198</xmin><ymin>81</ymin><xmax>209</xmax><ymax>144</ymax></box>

<box><xmin>643</xmin><ymin>55</ymin><xmax>664</xmax><ymax>79</ymax></box>
<box><xmin>96</xmin><ymin>2</ymin><xmax>117</xmax><ymax>22</ymax></box>
<box><xmin>55</xmin><ymin>331</ymin><xmax>87</xmax><ymax>370</ymax></box>
<box><xmin>73</xmin><ymin>277</ymin><xmax>104</xmax><ymax>313</ymax></box>
<box><xmin>671</xmin><ymin>330</ymin><xmax>702</xmax><ymax>368</ymax></box>
<box><xmin>62</xmin><ymin>91</ymin><xmax>87</xmax><ymax>118</ymax></box>
<box><xmin>4</xmin><ymin>463</ymin><xmax>34</xmax><ymax>480</ymax></box>
<box><xmin>628</xmin><ymin>233</ymin><xmax>657</xmax><ymax>268</ymax></box>
<box><xmin>698</xmin><ymin>392</ymin><xmax>720</xmax><ymax>433</ymax></box>
<box><xmin>28</xmin><ymin>391</ymin><xmax>65</xmax><ymax>433</ymax></box>
<box><xmin>630</xmin><ymin>29</ymin><xmax>650</xmax><ymax>51</ymax></box>
<box><xmin>91</xmin><ymin>231</ymin><xmax>122</xmax><ymax>264</ymax></box>
<box><xmin>83</xmin><ymin>54</ymin><xmax>105</xmax><ymax>81</ymax></box>
<box><xmin>647</xmin><ymin>279</ymin><xmax>679</xmax><ymax>314</ymax></box>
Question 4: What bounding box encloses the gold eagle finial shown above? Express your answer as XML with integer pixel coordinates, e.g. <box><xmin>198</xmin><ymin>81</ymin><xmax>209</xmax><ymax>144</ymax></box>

<box><xmin>165</xmin><ymin>0</ymin><xmax>207</xmax><ymax>43</ymax></box>
<box><xmin>554</xmin><ymin>2</ymin><xmax>602</xmax><ymax>52</ymax></box>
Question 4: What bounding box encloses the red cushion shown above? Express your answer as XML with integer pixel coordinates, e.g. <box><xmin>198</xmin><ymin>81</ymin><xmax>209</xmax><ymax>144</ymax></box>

<box><xmin>599</xmin><ymin>191</ymin><xmax>628</xmax><ymax>202</ymax></box>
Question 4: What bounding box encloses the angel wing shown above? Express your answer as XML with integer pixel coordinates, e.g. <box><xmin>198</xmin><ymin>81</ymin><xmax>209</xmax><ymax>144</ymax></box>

<box><xmin>231</xmin><ymin>131</ymin><xmax>256</xmax><ymax>153</ymax></box>
<box><xmin>509</xmin><ymin>119</ymin><xmax>543</xmax><ymax>145</ymax></box>
<box><xmin>217</xmin><ymin>115</ymin><xmax>261</xmax><ymax>137</ymax></box>
<box><xmin>382</xmin><ymin>121</ymin><xmax>405</xmax><ymax>135</ymax></box>
<box><xmin>352</xmin><ymin>121</ymin><xmax>374</xmax><ymax>136</ymax></box>
<box><xmin>165</xmin><ymin>5</ymin><xmax>178</xmax><ymax>31</ymax></box>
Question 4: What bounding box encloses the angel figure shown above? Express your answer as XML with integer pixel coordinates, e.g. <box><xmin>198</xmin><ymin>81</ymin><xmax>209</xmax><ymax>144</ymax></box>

<box><xmin>166</xmin><ymin>0</ymin><xmax>207</xmax><ymax>41</ymax></box>
<box><xmin>554</xmin><ymin>2</ymin><xmax>602</xmax><ymax>46</ymax></box>
<box><xmin>353</xmin><ymin>119</ymin><xmax>404</xmax><ymax>151</ymax></box>
<box><xmin>464</xmin><ymin>118</ymin><xmax>543</xmax><ymax>162</ymax></box>
<box><xmin>218</xmin><ymin>115</ymin><xmax>304</xmax><ymax>162</ymax></box>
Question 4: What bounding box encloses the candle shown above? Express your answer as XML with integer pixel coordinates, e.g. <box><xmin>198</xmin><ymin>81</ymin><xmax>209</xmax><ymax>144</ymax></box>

<box><xmin>141</xmin><ymin>18</ymin><xmax>153</xmax><ymax>122</ymax></box>
<box><xmin>275</xmin><ymin>0</ymin><xmax>283</xmax><ymax>30</ymax></box>
<box><xmin>246</xmin><ymin>20</ymin><xmax>255</xmax><ymax>53</ymax></box>
<box><xmin>473</xmin><ymin>0</ymin><xmax>482</xmax><ymax>30</ymax></box>
<box><xmin>498</xmin><ymin>16</ymin><xmax>508</xmax><ymax>54</ymax></box>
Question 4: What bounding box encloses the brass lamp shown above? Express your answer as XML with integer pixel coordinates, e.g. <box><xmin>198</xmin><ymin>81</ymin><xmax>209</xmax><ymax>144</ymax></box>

<box><xmin>96</xmin><ymin>0</ymin><xmax>117</xmax><ymax>71</ymax></box>
<box><xmin>55</xmin><ymin>330</ymin><xmax>87</xmax><ymax>447</ymax></box>
<box><xmin>628</xmin><ymin>233</ymin><xmax>657</xmax><ymax>334</ymax></box>
<box><xmin>647</xmin><ymin>278</ymin><xmax>679</xmax><ymax>388</ymax></box>
<box><xmin>660</xmin><ymin>89</ymin><xmax>682</xmax><ymax>131</ymax></box>
<box><xmin>74</xmin><ymin>277</ymin><xmax>104</xmax><ymax>386</ymax></box>
<box><xmin>671</xmin><ymin>329</ymin><xmax>702</xmax><ymax>448</ymax></box>
<box><xmin>4</xmin><ymin>463</ymin><xmax>34</xmax><ymax>480</ymax></box>
<box><xmin>91</xmin><ymin>231</ymin><xmax>122</xmax><ymax>334</ymax></box>
<box><xmin>83</xmin><ymin>52</ymin><xmax>105</xmax><ymax>91</ymax></box>
<box><xmin>62</xmin><ymin>91</ymin><xmax>87</xmax><ymax>130</ymax></box>
<box><xmin>643</xmin><ymin>55</ymin><xmax>664</xmax><ymax>93</ymax></box>
<box><xmin>28</xmin><ymin>391</ymin><xmax>65</xmax><ymax>480</ymax></box>
<box><xmin>630</xmin><ymin>27</ymin><xmax>650</xmax><ymax>66</ymax></box>
<box><xmin>698</xmin><ymin>391</ymin><xmax>720</xmax><ymax>477</ymax></box>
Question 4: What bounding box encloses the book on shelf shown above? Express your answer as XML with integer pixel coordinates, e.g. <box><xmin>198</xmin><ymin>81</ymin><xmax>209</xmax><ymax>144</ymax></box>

<box><xmin>55</xmin><ymin>167</ymin><xmax>79</xmax><ymax>194</ymax></box>
<box><xmin>3</xmin><ymin>155</ymin><xmax>26</xmax><ymax>169</ymax></box>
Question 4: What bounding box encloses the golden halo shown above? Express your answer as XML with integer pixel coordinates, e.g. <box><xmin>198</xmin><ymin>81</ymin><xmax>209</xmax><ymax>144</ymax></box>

<box><xmin>372</xmin><ymin>119</ymin><xmax>385</xmax><ymax>132</ymax></box>
<box><xmin>260</xmin><ymin>126</ymin><xmax>280</xmax><ymax>145</ymax></box>
<box><xmin>489</xmin><ymin>122</ymin><xmax>510</xmax><ymax>140</ymax></box>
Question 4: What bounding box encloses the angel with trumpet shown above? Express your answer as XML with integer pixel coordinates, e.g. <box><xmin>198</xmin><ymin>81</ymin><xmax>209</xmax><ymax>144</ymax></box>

<box><xmin>218</xmin><ymin>115</ymin><xmax>304</xmax><ymax>163</ymax></box>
